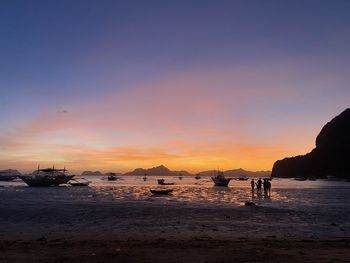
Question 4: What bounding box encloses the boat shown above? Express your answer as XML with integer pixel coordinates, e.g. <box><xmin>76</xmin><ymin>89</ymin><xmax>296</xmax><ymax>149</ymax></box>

<box><xmin>157</xmin><ymin>179</ymin><xmax>175</xmax><ymax>185</ymax></box>
<box><xmin>107</xmin><ymin>173</ymin><xmax>118</xmax><ymax>181</ymax></box>
<box><xmin>69</xmin><ymin>178</ymin><xmax>90</xmax><ymax>186</ymax></box>
<box><xmin>195</xmin><ymin>174</ymin><xmax>201</xmax><ymax>180</ymax></box>
<box><xmin>294</xmin><ymin>177</ymin><xmax>307</xmax><ymax>181</ymax></box>
<box><xmin>0</xmin><ymin>169</ymin><xmax>20</xmax><ymax>181</ymax></box>
<box><xmin>143</xmin><ymin>173</ymin><xmax>147</xmax><ymax>181</ymax></box>
<box><xmin>238</xmin><ymin>176</ymin><xmax>249</xmax><ymax>181</ymax></box>
<box><xmin>308</xmin><ymin>177</ymin><xmax>317</xmax><ymax>181</ymax></box>
<box><xmin>326</xmin><ymin>175</ymin><xmax>340</xmax><ymax>181</ymax></box>
<box><xmin>150</xmin><ymin>189</ymin><xmax>173</xmax><ymax>195</ymax></box>
<box><xmin>19</xmin><ymin>167</ymin><xmax>74</xmax><ymax>187</ymax></box>
<box><xmin>211</xmin><ymin>171</ymin><xmax>231</xmax><ymax>187</ymax></box>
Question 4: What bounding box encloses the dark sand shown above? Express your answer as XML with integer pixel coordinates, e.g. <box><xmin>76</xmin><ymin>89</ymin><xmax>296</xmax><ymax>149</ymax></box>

<box><xmin>1</xmin><ymin>184</ymin><xmax>350</xmax><ymax>262</ymax></box>
<box><xmin>1</xmin><ymin>238</ymin><xmax>350</xmax><ymax>263</ymax></box>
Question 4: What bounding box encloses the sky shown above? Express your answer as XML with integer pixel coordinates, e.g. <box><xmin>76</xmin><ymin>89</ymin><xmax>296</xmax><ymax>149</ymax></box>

<box><xmin>0</xmin><ymin>0</ymin><xmax>349</xmax><ymax>173</ymax></box>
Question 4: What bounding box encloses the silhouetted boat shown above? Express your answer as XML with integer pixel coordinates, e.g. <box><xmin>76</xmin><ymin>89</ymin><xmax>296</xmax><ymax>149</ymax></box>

<box><xmin>107</xmin><ymin>173</ymin><xmax>118</xmax><ymax>181</ymax></box>
<box><xmin>238</xmin><ymin>176</ymin><xmax>249</xmax><ymax>180</ymax></box>
<box><xmin>157</xmin><ymin>179</ymin><xmax>175</xmax><ymax>185</ymax></box>
<box><xmin>294</xmin><ymin>177</ymin><xmax>307</xmax><ymax>181</ymax></box>
<box><xmin>69</xmin><ymin>178</ymin><xmax>90</xmax><ymax>186</ymax></box>
<box><xmin>211</xmin><ymin>171</ymin><xmax>231</xmax><ymax>187</ymax></box>
<box><xmin>19</xmin><ymin>167</ymin><xmax>74</xmax><ymax>187</ymax></box>
<box><xmin>195</xmin><ymin>174</ymin><xmax>201</xmax><ymax>180</ymax></box>
<box><xmin>150</xmin><ymin>189</ymin><xmax>173</xmax><ymax>195</ymax></box>
<box><xmin>0</xmin><ymin>170</ymin><xmax>20</xmax><ymax>181</ymax></box>
<box><xmin>326</xmin><ymin>175</ymin><xmax>340</xmax><ymax>181</ymax></box>
<box><xmin>308</xmin><ymin>177</ymin><xmax>317</xmax><ymax>181</ymax></box>
<box><xmin>143</xmin><ymin>173</ymin><xmax>147</xmax><ymax>181</ymax></box>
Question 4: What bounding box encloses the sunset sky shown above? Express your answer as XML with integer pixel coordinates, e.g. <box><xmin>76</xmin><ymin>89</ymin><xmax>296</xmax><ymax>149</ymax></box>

<box><xmin>1</xmin><ymin>0</ymin><xmax>349</xmax><ymax>173</ymax></box>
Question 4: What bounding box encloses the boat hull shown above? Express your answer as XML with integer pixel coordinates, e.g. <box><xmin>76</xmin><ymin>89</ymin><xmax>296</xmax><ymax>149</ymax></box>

<box><xmin>20</xmin><ymin>175</ymin><xmax>74</xmax><ymax>187</ymax></box>
<box><xmin>211</xmin><ymin>177</ymin><xmax>231</xmax><ymax>187</ymax></box>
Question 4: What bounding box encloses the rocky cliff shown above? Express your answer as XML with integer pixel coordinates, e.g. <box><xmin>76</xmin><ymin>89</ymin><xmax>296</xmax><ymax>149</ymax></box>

<box><xmin>271</xmin><ymin>108</ymin><xmax>350</xmax><ymax>178</ymax></box>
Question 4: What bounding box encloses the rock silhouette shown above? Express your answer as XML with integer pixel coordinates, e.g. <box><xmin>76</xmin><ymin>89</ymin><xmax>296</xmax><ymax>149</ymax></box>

<box><xmin>271</xmin><ymin>108</ymin><xmax>350</xmax><ymax>178</ymax></box>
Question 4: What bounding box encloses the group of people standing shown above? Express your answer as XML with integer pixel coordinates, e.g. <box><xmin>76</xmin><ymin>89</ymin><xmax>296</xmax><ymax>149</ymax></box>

<box><xmin>251</xmin><ymin>178</ymin><xmax>271</xmax><ymax>195</ymax></box>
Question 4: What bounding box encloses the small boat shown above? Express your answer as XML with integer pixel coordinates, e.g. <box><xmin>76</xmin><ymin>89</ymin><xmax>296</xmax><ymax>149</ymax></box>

<box><xmin>150</xmin><ymin>189</ymin><xmax>173</xmax><ymax>195</ymax></box>
<box><xmin>69</xmin><ymin>178</ymin><xmax>90</xmax><ymax>186</ymax></box>
<box><xmin>211</xmin><ymin>171</ymin><xmax>231</xmax><ymax>187</ymax></box>
<box><xmin>107</xmin><ymin>173</ymin><xmax>118</xmax><ymax>181</ymax></box>
<box><xmin>326</xmin><ymin>175</ymin><xmax>340</xmax><ymax>181</ymax></box>
<box><xmin>19</xmin><ymin>166</ymin><xmax>74</xmax><ymax>187</ymax></box>
<box><xmin>195</xmin><ymin>175</ymin><xmax>201</xmax><ymax>180</ymax></box>
<box><xmin>294</xmin><ymin>177</ymin><xmax>307</xmax><ymax>181</ymax></box>
<box><xmin>178</xmin><ymin>176</ymin><xmax>183</xmax><ymax>180</ymax></box>
<box><xmin>238</xmin><ymin>176</ymin><xmax>249</xmax><ymax>181</ymax></box>
<box><xmin>157</xmin><ymin>179</ymin><xmax>175</xmax><ymax>185</ymax></box>
<box><xmin>0</xmin><ymin>169</ymin><xmax>20</xmax><ymax>181</ymax></box>
<box><xmin>308</xmin><ymin>177</ymin><xmax>317</xmax><ymax>181</ymax></box>
<box><xmin>143</xmin><ymin>173</ymin><xmax>148</xmax><ymax>181</ymax></box>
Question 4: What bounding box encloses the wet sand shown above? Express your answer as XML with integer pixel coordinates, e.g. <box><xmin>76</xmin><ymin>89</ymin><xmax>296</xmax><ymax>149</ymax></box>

<box><xmin>1</xmin><ymin>179</ymin><xmax>350</xmax><ymax>262</ymax></box>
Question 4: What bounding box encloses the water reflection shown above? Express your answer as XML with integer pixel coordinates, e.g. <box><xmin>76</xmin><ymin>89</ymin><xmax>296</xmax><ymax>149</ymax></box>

<box><xmin>1</xmin><ymin>176</ymin><xmax>350</xmax><ymax>209</ymax></box>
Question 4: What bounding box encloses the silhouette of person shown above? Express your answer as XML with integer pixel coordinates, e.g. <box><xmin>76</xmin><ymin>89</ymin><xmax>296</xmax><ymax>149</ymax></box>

<box><xmin>263</xmin><ymin>179</ymin><xmax>268</xmax><ymax>195</ymax></box>
<box><xmin>251</xmin><ymin>179</ymin><xmax>255</xmax><ymax>191</ymax></box>
<box><xmin>256</xmin><ymin>178</ymin><xmax>262</xmax><ymax>193</ymax></box>
<box><xmin>267</xmin><ymin>180</ymin><xmax>271</xmax><ymax>195</ymax></box>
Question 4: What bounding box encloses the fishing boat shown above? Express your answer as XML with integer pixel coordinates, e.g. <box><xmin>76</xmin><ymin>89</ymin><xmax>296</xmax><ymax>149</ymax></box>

<box><xmin>19</xmin><ymin>166</ymin><xmax>74</xmax><ymax>187</ymax></box>
<box><xmin>69</xmin><ymin>178</ymin><xmax>90</xmax><ymax>186</ymax></box>
<box><xmin>211</xmin><ymin>171</ymin><xmax>231</xmax><ymax>187</ymax></box>
<box><xmin>150</xmin><ymin>189</ymin><xmax>173</xmax><ymax>195</ymax></box>
<box><xmin>157</xmin><ymin>179</ymin><xmax>175</xmax><ymax>185</ymax></box>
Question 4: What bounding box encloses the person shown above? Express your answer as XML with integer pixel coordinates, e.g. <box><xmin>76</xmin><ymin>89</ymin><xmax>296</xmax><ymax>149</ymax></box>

<box><xmin>263</xmin><ymin>179</ymin><xmax>267</xmax><ymax>195</ymax></box>
<box><xmin>256</xmin><ymin>178</ymin><xmax>262</xmax><ymax>193</ymax></box>
<box><xmin>251</xmin><ymin>179</ymin><xmax>255</xmax><ymax>191</ymax></box>
<box><xmin>267</xmin><ymin>179</ymin><xmax>271</xmax><ymax>195</ymax></box>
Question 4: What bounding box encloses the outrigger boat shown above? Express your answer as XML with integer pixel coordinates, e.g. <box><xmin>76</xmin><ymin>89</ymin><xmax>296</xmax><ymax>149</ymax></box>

<box><xmin>211</xmin><ymin>171</ymin><xmax>231</xmax><ymax>187</ymax></box>
<box><xmin>19</xmin><ymin>166</ymin><xmax>74</xmax><ymax>187</ymax></box>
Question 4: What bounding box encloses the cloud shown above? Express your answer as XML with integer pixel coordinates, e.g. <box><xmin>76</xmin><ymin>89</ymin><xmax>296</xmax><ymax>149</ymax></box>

<box><xmin>1</xmin><ymin>62</ymin><xmax>348</xmax><ymax>172</ymax></box>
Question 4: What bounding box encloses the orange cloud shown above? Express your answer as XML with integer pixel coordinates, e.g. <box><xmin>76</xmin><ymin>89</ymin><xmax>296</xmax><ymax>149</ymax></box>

<box><xmin>1</xmin><ymin>65</ymin><xmax>339</xmax><ymax>173</ymax></box>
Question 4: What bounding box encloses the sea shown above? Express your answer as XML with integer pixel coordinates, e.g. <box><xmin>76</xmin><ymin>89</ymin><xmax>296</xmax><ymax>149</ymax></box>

<box><xmin>1</xmin><ymin>175</ymin><xmax>349</xmax><ymax>209</ymax></box>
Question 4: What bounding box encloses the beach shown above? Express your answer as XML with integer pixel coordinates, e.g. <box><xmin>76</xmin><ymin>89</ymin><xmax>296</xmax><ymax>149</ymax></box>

<box><xmin>1</xmin><ymin>177</ymin><xmax>350</xmax><ymax>262</ymax></box>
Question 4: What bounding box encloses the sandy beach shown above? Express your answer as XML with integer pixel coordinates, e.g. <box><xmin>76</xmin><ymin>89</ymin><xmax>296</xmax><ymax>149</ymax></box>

<box><xmin>0</xmin><ymin>177</ymin><xmax>350</xmax><ymax>262</ymax></box>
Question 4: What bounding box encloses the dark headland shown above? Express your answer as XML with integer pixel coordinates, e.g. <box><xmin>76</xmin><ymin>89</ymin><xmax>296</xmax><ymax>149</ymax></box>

<box><xmin>272</xmin><ymin>108</ymin><xmax>350</xmax><ymax>179</ymax></box>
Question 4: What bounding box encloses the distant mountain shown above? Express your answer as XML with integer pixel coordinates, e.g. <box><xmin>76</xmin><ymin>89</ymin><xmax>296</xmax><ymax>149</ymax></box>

<box><xmin>197</xmin><ymin>168</ymin><xmax>270</xmax><ymax>178</ymax></box>
<box><xmin>271</xmin><ymin>108</ymin><xmax>350</xmax><ymax>178</ymax></box>
<box><xmin>81</xmin><ymin>171</ymin><xmax>103</xmax><ymax>176</ymax></box>
<box><xmin>124</xmin><ymin>165</ymin><xmax>187</xmax><ymax>176</ymax></box>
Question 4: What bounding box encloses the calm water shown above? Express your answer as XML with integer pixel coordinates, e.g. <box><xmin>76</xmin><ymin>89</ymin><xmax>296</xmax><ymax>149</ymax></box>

<box><xmin>1</xmin><ymin>176</ymin><xmax>350</xmax><ymax>210</ymax></box>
